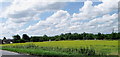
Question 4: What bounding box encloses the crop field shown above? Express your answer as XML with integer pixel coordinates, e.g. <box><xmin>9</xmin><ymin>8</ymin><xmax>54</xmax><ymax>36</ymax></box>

<box><xmin>1</xmin><ymin>40</ymin><xmax>119</xmax><ymax>57</ymax></box>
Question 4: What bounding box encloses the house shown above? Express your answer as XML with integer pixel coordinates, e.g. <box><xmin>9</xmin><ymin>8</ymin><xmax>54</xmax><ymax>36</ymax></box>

<box><xmin>2</xmin><ymin>39</ymin><xmax>13</xmax><ymax>44</ymax></box>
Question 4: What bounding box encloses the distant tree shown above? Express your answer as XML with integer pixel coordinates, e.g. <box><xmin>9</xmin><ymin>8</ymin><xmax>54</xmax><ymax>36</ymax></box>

<box><xmin>3</xmin><ymin>37</ymin><xmax>7</xmax><ymax>40</ymax></box>
<box><xmin>43</xmin><ymin>35</ymin><xmax>49</xmax><ymax>41</ymax></box>
<box><xmin>82</xmin><ymin>32</ymin><xmax>87</xmax><ymax>40</ymax></box>
<box><xmin>111</xmin><ymin>32</ymin><xmax>118</xmax><ymax>40</ymax></box>
<box><xmin>55</xmin><ymin>37</ymin><xmax>61</xmax><ymax>41</ymax></box>
<box><xmin>106</xmin><ymin>34</ymin><xmax>111</xmax><ymax>40</ymax></box>
<box><xmin>93</xmin><ymin>34</ymin><xmax>97</xmax><ymax>40</ymax></box>
<box><xmin>10</xmin><ymin>32</ymin><xmax>120</xmax><ymax>43</ymax></box>
<box><xmin>60</xmin><ymin>33</ymin><xmax>65</xmax><ymax>40</ymax></box>
<box><xmin>54</xmin><ymin>35</ymin><xmax>59</xmax><ymax>41</ymax></box>
<box><xmin>30</xmin><ymin>36</ymin><xmax>39</xmax><ymax>42</ymax></box>
<box><xmin>97</xmin><ymin>32</ymin><xmax>102</xmax><ymax>40</ymax></box>
<box><xmin>78</xmin><ymin>34</ymin><xmax>83</xmax><ymax>40</ymax></box>
<box><xmin>22</xmin><ymin>34</ymin><xmax>30</xmax><ymax>42</ymax></box>
<box><xmin>117</xmin><ymin>33</ymin><xmax>120</xmax><ymax>39</ymax></box>
<box><xmin>43</xmin><ymin>35</ymin><xmax>48</xmax><ymax>37</ymax></box>
<box><xmin>86</xmin><ymin>34</ymin><xmax>94</xmax><ymax>40</ymax></box>
<box><xmin>19</xmin><ymin>39</ymin><xmax>26</xmax><ymax>43</ymax></box>
<box><xmin>64</xmin><ymin>33</ymin><xmax>72</xmax><ymax>40</ymax></box>
<box><xmin>71</xmin><ymin>33</ymin><xmax>79</xmax><ymax>40</ymax></box>
<box><xmin>2</xmin><ymin>37</ymin><xmax>7</xmax><ymax>44</ymax></box>
<box><xmin>12</xmin><ymin>34</ymin><xmax>21</xmax><ymax>43</ymax></box>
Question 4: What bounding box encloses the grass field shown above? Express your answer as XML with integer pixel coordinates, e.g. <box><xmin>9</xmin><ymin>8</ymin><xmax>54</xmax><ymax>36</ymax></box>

<box><xmin>1</xmin><ymin>40</ymin><xmax>119</xmax><ymax>57</ymax></box>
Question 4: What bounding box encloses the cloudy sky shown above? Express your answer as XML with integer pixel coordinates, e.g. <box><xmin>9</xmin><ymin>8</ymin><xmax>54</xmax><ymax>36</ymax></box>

<box><xmin>0</xmin><ymin>0</ymin><xmax>119</xmax><ymax>39</ymax></box>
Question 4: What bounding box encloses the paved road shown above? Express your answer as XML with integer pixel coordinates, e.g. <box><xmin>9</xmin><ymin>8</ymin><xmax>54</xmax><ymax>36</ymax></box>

<box><xmin>0</xmin><ymin>50</ymin><xmax>37</xmax><ymax>57</ymax></box>
<box><xmin>1</xmin><ymin>50</ymin><xmax>22</xmax><ymax>55</ymax></box>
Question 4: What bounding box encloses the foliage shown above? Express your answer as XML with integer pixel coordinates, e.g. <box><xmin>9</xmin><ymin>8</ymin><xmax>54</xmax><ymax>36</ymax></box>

<box><xmin>12</xmin><ymin>34</ymin><xmax>21</xmax><ymax>43</ymax></box>
<box><xmin>2</xmin><ymin>40</ymin><xmax>119</xmax><ymax>57</ymax></box>
<box><xmin>10</xmin><ymin>32</ymin><xmax>120</xmax><ymax>43</ymax></box>
<box><xmin>2</xmin><ymin>40</ymin><xmax>118</xmax><ymax>56</ymax></box>
<box><xmin>22</xmin><ymin>34</ymin><xmax>30</xmax><ymax>42</ymax></box>
<box><xmin>3</xmin><ymin>37</ymin><xmax>6</xmax><ymax>40</ymax></box>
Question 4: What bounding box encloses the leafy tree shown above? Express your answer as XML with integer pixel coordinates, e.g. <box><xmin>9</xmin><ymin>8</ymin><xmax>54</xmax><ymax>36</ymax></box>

<box><xmin>78</xmin><ymin>34</ymin><xmax>83</xmax><ymax>40</ymax></box>
<box><xmin>3</xmin><ymin>37</ymin><xmax>7</xmax><ymax>40</ymax></box>
<box><xmin>117</xmin><ymin>33</ymin><xmax>120</xmax><ymax>39</ymax></box>
<box><xmin>82</xmin><ymin>32</ymin><xmax>87</xmax><ymax>40</ymax></box>
<box><xmin>31</xmin><ymin>36</ymin><xmax>40</xmax><ymax>42</ymax></box>
<box><xmin>22</xmin><ymin>34</ymin><xmax>30</xmax><ymax>42</ymax></box>
<box><xmin>97</xmin><ymin>32</ymin><xmax>102</xmax><ymax>40</ymax></box>
<box><xmin>43</xmin><ymin>35</ymin><xmax>49</xmax><ymax>41</ymax></box>
<box><xmin>60</xmin><ymin>33</ymin><xmax>66</xmax><ymax>40</ymax></box>
<box><xmin>106</xmin><ymin>34</ymin><xmax>111</xmax><ymax>40</ymax></box>
<box><xmin>12</xmin><ymin>34</ymin><xmax>21</xmax><ymax>43</ymax></box>
<box><xmin>19</xmin><ymin>39</ymin><xmax>26</xmax><ymax>43</ymax></box>
<box><xmin>2</xmin><ymin>37</ymin><xmax>7</xmax><ymax>44</ymax></box>
<box><xmin>86</xmin><ymin>34</ymin><xmax>94</xmax><ymax>40</ymax></box>
<box><xmin>11</xmin><ymin>32</ymin><xmax>120</xmax><ymax>43</ymax></box>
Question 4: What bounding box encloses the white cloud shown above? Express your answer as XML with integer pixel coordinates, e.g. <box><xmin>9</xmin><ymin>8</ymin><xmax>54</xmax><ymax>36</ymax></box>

<box><xmin>0</xmin><ymin>0</ymin><xmax>101</xmax><ymax>3</ymax></box>
<box><xmin>0</xmin><ymin>20</ymin><xmax>25</xmax><ymax>38</ymax></box>
<box><xmin>0</xmin><ymin>0</ymin><xmax>118</xmax><ymax>38</ymax></box>
<box><xmin>87</xmin><ymin>13</ymin><xmax>118</xmax><ymax>26</ymax></box>
<box><xmin>72</xmin><ymin>0</ymin><xmax>119</xmax><ymax>21</ymax></box>
<box><xmin>0</xmin><ymin>0</ymin><xmax>69</xmax><ymax>38</ymax></box>
<box><xmin>1</xmin><ymin>0</ymin><xmax>68</xmax><ymax>24</ymax></box>
<box><xmin>18</xmin><ymin>10</ymin><xmax>71</xmax><ymax>36</ymax></box>
<box><xmin>0</xmin><ymin>0</ymin><xmax>14</xmax><ymax>2</ymax></box>
<box><xmin>19</xmin><ymin>11</ymin><xmax>118</xmax><ymax>36</ymax></box>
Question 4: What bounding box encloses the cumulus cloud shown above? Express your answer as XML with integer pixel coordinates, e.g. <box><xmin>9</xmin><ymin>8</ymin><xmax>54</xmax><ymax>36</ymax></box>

<box><xmin>72</xmin><ymin>0</ymin><xmax>119</xmax><ymax>21</ymax></box>
<box><xmin>0</xmin><ymin>0</ymin><xmax>69</xmax><ymax>38</ymax></box>
<box><xmin>87</xmin><ymin>13</ymin><xmax>118</xmax><ymax>26</ymax></box>
<box><xmin>1</xmin><ymin>0</ymin><xmax>119</xmax><ymax>38</ymax></box>
<box><xmin>0</xmin><ymin>20</ymin><xmax>25</xmax><ymax>38</ymax></box>
<box><xmin>19</xmin><ymin>11</ymin><xmax>118</xmax><ymax>36</ymax></box>
<box><xmin>18</xmin><ymin>10</ymin><xmax>71</xmax><ymax>35</ymax></box>
<box><xmin>1</xmin><ymin>0</ymin><xmax>68</xmax><ymax>23</ymax></box>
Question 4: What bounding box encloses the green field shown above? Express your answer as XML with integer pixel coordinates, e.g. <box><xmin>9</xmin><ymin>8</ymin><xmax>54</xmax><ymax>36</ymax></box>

<box><xmin>1</xmin><ymin>40</ymin><xmax>119</xmax><ymax>57</ymax></box>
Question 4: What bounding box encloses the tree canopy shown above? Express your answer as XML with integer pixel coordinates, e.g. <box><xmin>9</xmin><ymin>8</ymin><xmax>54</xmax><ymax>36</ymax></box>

<box><xmin>10</xmin><ymin>32</ymin><xmax>120</xmax><ymax>43</ymax></box>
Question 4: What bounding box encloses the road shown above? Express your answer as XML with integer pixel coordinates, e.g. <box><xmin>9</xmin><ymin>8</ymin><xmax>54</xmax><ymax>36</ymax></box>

<box><xmin>0</xmin><ymin>50</ymin><xmax>37</xmax><ymax>57</ymax></box>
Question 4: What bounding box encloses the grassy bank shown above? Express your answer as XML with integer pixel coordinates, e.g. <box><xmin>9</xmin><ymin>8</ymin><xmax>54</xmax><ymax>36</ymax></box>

<box><xmin>1</xmin><ymin>40</ymin><xmax>119</xmax><ymax>57</ymax></box>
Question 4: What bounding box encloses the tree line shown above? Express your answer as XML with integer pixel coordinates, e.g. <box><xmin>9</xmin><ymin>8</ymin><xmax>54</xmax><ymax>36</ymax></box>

<box><xmin>10</xmin><ymin>32</ymin><xmax>120</xmax><ymax>43</ymax></box>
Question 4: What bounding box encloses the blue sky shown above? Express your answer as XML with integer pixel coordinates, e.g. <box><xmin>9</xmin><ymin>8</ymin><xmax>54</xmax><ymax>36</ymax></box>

<box><xmin>0</xmin><ymin>0</ymin><xmax>119</xmax><ymax>39</ymax></box>
<box><xmin>21</xmin><ymin>2</ymin><xmax>103</xmax><ymax>30</ymax></box>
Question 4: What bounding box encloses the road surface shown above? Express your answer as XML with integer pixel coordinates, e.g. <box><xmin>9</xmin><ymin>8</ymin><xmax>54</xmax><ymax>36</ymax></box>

<box><xmin>0</xmin><ymin>50</ymin><xmax>37</xmax><ymax>57</ymax></box>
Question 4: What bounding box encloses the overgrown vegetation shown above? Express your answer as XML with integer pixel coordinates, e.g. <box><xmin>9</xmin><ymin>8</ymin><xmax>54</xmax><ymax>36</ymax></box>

<box><xmin>2</xmin><ymin>40</ymin><xmax>118</xmax><ymax>56</ymax></box>
<box><xmin>1</xmin><ymin>32</ymin><xmax>119</xmax><ymax>57</ymax></box>
<box><xmin>6</xmin><ymin>32</ymin><xmax>120</xmax><ymax>43</ymax></box>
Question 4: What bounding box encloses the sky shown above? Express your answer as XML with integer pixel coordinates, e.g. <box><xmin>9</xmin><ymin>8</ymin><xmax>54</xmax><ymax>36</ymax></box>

<box><xmin>0</xmin><ymin>0</ymin><xmax>119</xmax><ymax>39</ymax></box>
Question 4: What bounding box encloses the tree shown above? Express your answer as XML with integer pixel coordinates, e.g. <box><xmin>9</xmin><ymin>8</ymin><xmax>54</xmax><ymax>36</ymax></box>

<box><xmin>43</xmin><ymin>35</ymin><xmax>49</xmax><ymax>41</ymax></box>
<box><xmin>106</xmin><ymin>34</ymin><xmax>112</xmax><ymax>40</ymax></box>
<box><xmin>117</xmin><ymin>33</ymin><xmax>120</xmax><ymax>39</ymax></box>
<box><xmin>30</xmin><ymin>36</ymin><xmax>39</xmax><ymax>42</ymax></box>
<box><xmin>3</xmin><ymin>37</ymin><xmax>6</xmax><ymax>40</ymax></box>
<box><xmin>12</xmin><ymin>34</ymin><xmax>21</xmax><ymax>43</ymax></box>
<box><xmin>2</xmin><ymin>37</ymin><xmax>7</xmax><ymax>44</ymax></box>
<box><xmin>78</xmin><ymin>34</ymin><xmax>83</xmax><ymax>40</ymax></box>
<box><xmin>82</xmin><ymin>32</ymin><xmax>87</xmax><ymax>40</ymax></box>
<box><xmin>64</xmin><ymin>33</ymin><xmax>72</xmax><ymax>40</ymax></box>
<box><xmin>22</xmin><ymin>34</ymin><xmax>30</xmax><ymax>42</ymax></box>
<box><xmin>60</xmin><ymin>33</ymin><xmax>66</xmax><ymax>40</ymax></box>
<box><xmin>86</xmin><ymin>34</ymin><xmax>94</xmax><ymax>40</ymax></box>
<box><xmin>19</xmin><ymin>39</ymin><xmax>26</xmax><ymax>43</ymax></box>
<box><xmin>71</xmin><ymin>33</ymin><xmax>79</xmax><ymax>40</ymax></box>
<box><xmin>97</xmin><ymin>32</ymin><xmax>102</xmax><ymax>40</ymax></box>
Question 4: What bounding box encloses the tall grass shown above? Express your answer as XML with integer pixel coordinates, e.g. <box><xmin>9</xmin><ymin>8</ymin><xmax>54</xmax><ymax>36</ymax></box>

<box><xmin>3</xmin><ymin>43</ymin><xmax>103</xmax><ymax>55</ymax></box>
<box><xmin>1</xmin><ymin>40</ymin><xmax>119</xmax><ymax>57</ymax></box>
